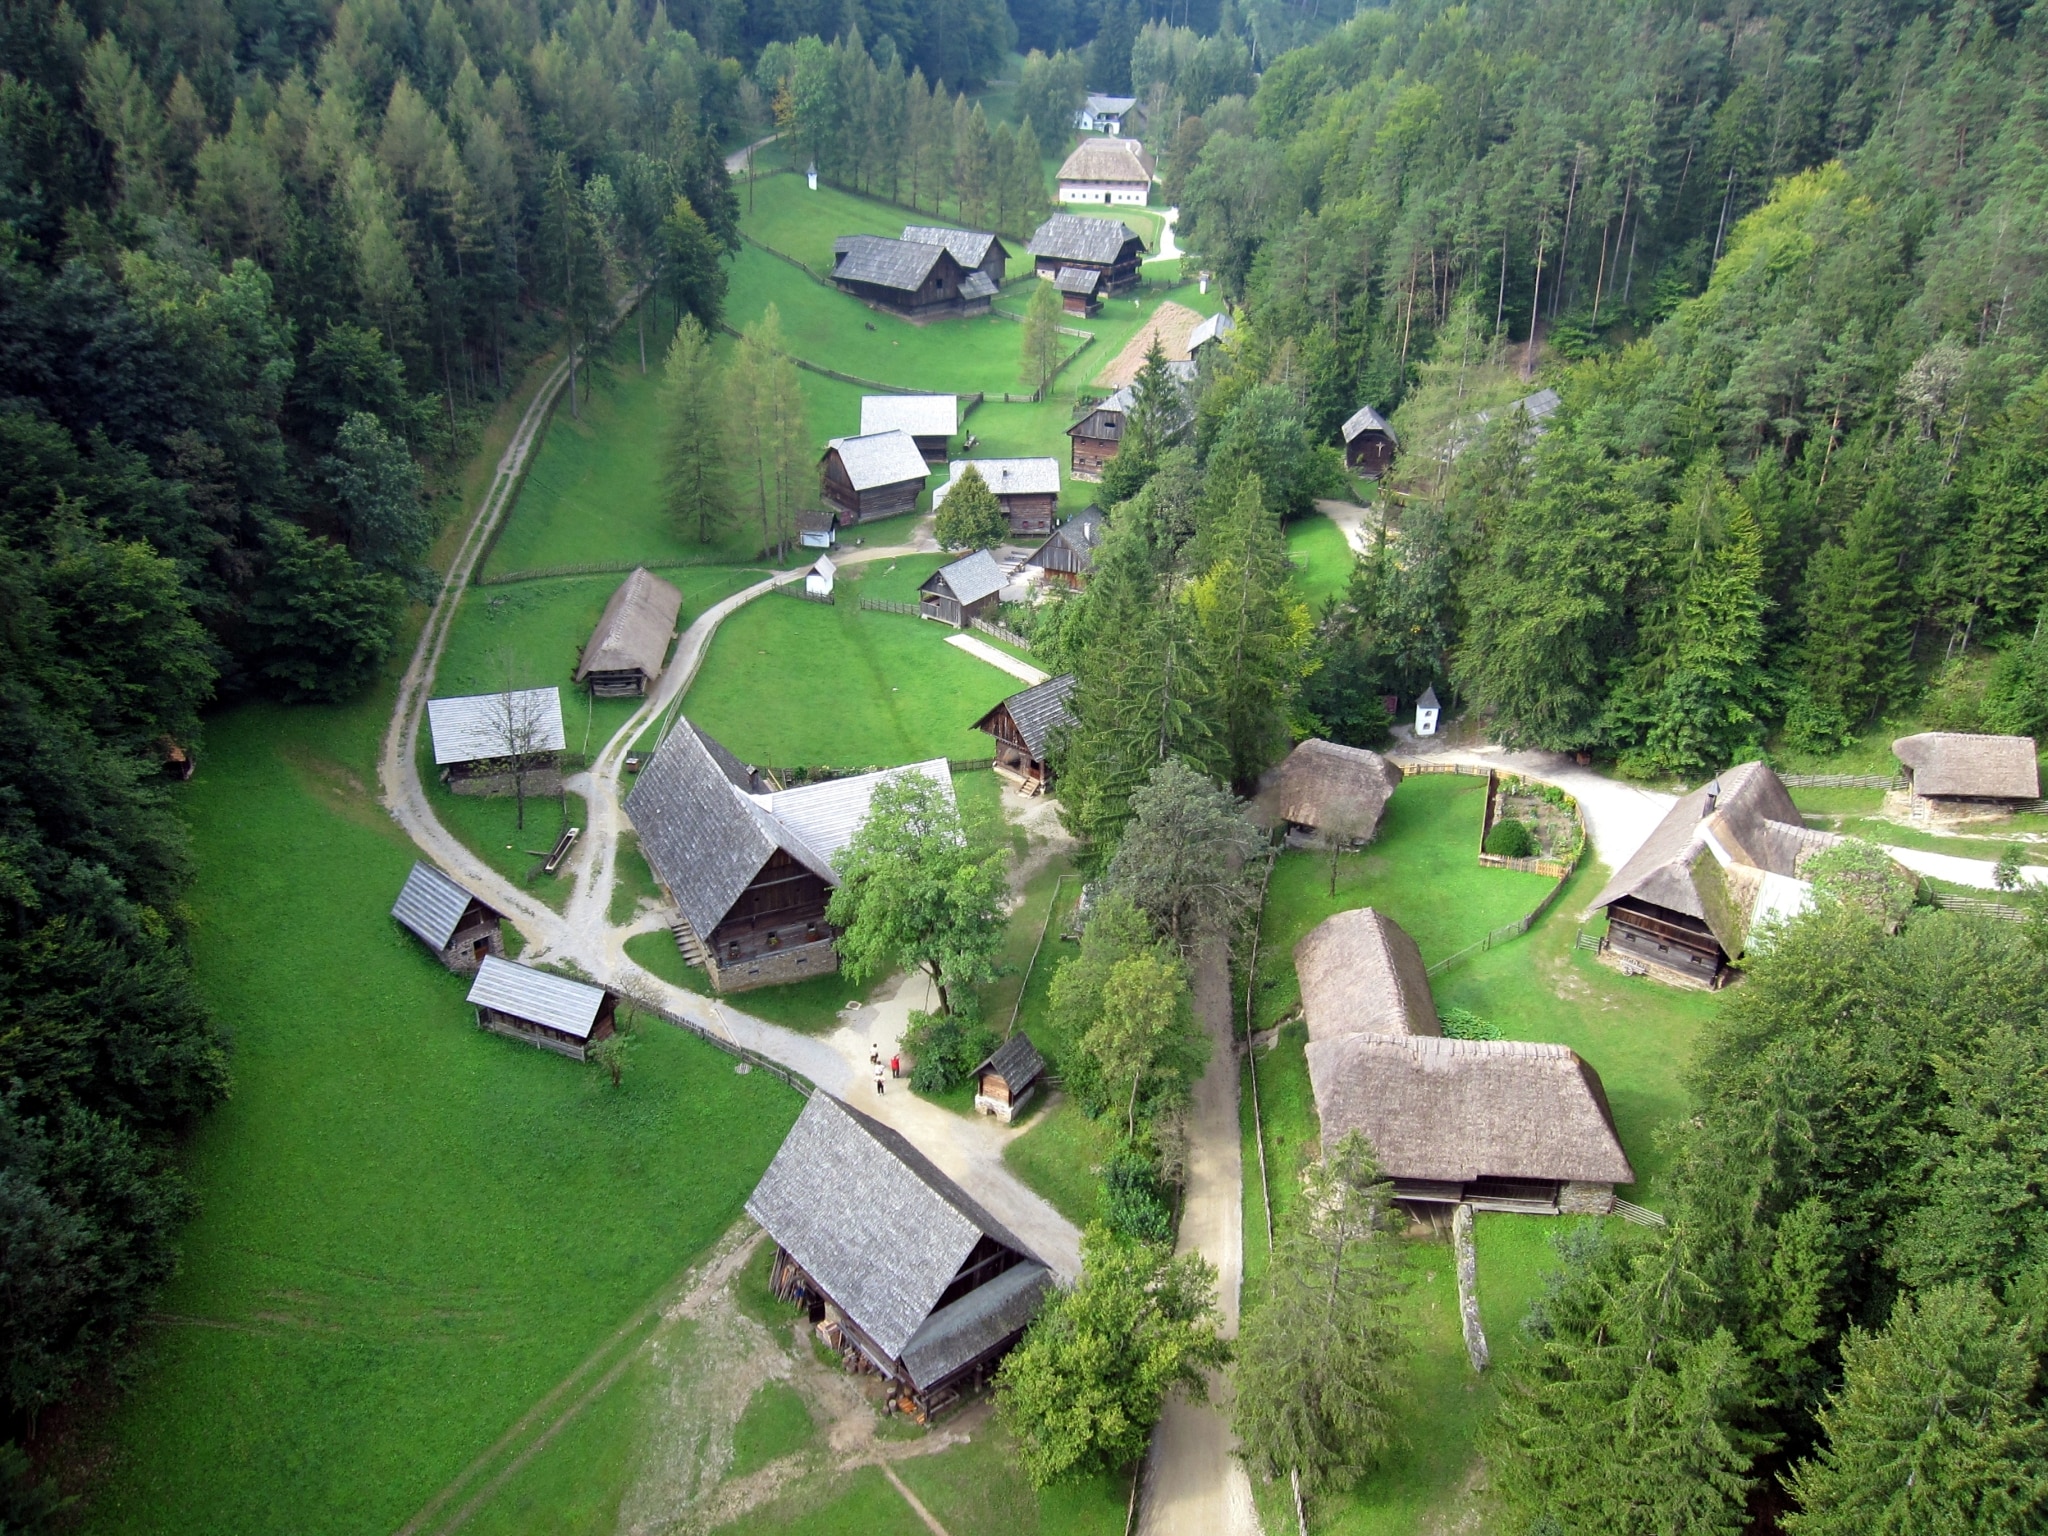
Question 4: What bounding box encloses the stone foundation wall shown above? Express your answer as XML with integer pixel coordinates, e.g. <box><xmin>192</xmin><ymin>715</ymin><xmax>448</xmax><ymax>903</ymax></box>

<box><xmin>1885</xmin><ymin>788</ymin><xmax>2025</xmax><ymax>826</ymax></box>
<box><xmin>447</xmin><ymin>768</ymin><xmax>565</xmax><ymax>799</ymax></box>
<box><xmin>709</xmin><ymin>938</ymin><xmax>840</xmax><ymax>992</ymax></box>
<box><xmin>1560</xmin><ymin>1181</ymin><xmax>1616</xmax><ymax>1215</ymax></box>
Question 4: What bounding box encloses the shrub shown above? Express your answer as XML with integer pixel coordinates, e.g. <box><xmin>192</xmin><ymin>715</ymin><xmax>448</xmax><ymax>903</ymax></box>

<box><xmin>1439</xmin><ymin>1006</ymin><xmax>1502</xmax><ymax>1040</ymax></box>
<box><xmin>1101</xmin><ymin>1146</ymin><xmax>1174</xmax><ymax>1244</ymax></box>
<box><xmin>902</xmin><ymin>1009</ymin><xmax>997</xmax><ymax>1093</ymax></box>
<box><xmin>1484</xmin><ymin>817</ymin><xmax>1537</xmax><ymax>858</ymax></box>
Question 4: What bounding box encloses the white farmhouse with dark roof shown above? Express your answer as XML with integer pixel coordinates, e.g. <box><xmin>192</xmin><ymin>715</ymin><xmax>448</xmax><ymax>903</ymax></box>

<box><xmin>748</xmin><ymin>1093</ymin><xmax>1050</xmax><ymax>1419</ymax></box>
<box><xmin>1074</xmin><ymin>93</ymin><xmax>1142</xmax><ymax>134</ymax></box>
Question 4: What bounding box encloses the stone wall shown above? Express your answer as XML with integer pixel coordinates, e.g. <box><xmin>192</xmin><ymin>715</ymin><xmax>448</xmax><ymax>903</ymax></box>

<box><xmin>1560</xmin><ymin>1181</ymin><xmax>1616</xmax><ymax>1215</ymax></box>
<box><xmin>447</xmin><ymin>768</ymin><xmax>565</xmax><ymax>799</ymax></box>
<box><xmin>709</xmin><ymin>937</ymin><xmax>840</xmax><ymax>992</ymax></box>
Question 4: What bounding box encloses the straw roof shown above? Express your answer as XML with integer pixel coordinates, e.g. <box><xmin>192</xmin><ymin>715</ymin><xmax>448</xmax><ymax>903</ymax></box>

<box><xmin>575</xmin><ymin>567</ymin><xmax>682</xmax><ymax>683</ymax></box>
<box><xmin>1056</xmin><ymin>137</ymin><xmax>1156</xmax><ymax>186</ymax></box>
<box><xmin>1293</xmin><ymin>908</ymin><xmax>1439</xmax><ymax>1043</ymax></box>
<box><xmin>1893</xmin><ymin>732</ymin><xmax>2041</xmax><ymax>799</ymax></box>
<box><xmin>1306</xmin><ymin>1034</ymin><xmax>1634</xmax><ymax>1186</ymax></box>
<box><xmin>1256</xmin><ymin>738</ymin><xmax>1403</xmax><ymax>836</ymax></box>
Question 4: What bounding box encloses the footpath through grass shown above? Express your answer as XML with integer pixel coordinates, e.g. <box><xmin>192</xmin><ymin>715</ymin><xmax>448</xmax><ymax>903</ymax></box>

<box><xmin>77</xmin><ymin>703</ymin><xmax>801</xmax><ymax>1536</ymax></box>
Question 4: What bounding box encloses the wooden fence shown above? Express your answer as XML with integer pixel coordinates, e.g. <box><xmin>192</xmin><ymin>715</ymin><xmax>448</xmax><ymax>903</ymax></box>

<box><xmin>612</xmin><ymin>982</ymin><xmax>817</xmax><ymax>1098</ymax></box>
<box><xmin>756</xmin><ymin>755</ymin><xmax>996</xmax><ymax>784</ymax></box>
<box><xmin>860</xmin><ymin>597</ymin><xmax>920</xmax><ymax>615</ymax></box>
<box><xmin>1778</xmin><ymin>772</ymin><xmax>1901</xmax><ymax>789</ymax></box>
<box><xmin>1932</xmin><ymin>891</ymin><xmax>2031</xmax><ymax>922</ymax></box>
<box><xmin>972</xmin><ymin>617</ymin><xmax>1032</xmax><ymax>651</ymax></box>
<box><xmin>780</xmin><ymin>584</ymin><xmax>833</xmax><ymax>605</ymax></box>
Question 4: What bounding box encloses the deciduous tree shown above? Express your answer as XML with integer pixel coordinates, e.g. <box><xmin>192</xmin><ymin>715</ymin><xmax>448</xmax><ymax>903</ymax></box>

<box><xmin>934</xmin><ymin>463</ymin><xmax>1007</xmax><ymax>549</ymax></box>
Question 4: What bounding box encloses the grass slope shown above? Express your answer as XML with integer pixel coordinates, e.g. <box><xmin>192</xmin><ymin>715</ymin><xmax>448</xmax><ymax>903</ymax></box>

<box><xmin>1286</xmin><ymin>510</ymin><xmax>1355</xmax><ymax>609</ymax></box>
<box><xmin>78</xmin><ymin>704</ymin><xmax>801</xmax><ymax>1536</ymax></box>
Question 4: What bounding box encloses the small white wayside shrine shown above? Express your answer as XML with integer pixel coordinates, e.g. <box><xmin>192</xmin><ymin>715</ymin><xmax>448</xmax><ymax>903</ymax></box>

<box><xmin>806</xmin><ymin>160</ymin><xmax>818</xmax><ymax>190</ymax></box>
<box><xmin>805</xmin><ymin>555</ymin><xmax>836</xmax><ymax>597</ymax></box>
<box><xmin>1415</xmin><ymin>685</ymin><xmax>1441</xmax><ymax>737</ymax></box>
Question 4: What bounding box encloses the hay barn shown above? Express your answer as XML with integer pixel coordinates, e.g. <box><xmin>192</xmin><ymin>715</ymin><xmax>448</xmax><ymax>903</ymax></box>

<box><xmin>1293</xmin><ymin>908</ymin><xmax>1438</xmax><ymax>1042</ymax></box>
<box><xmin>900</xmin><ymin>228</ymin><xmax>1008</xmax><ymax>291</ymax></box>
<box><xmin>1891</xmin><ymin>732</ymin><xmax>2041</xmax><ymax>822</ymax></box>
<box><xmin>574</xmin><ymin>567</ymin><xmax>683</xmax><ymax>697</ymax></box>
<box><xmin>830</xmin><ymin>235</ymin><xmax>997</xmax><ymax>320</ymax></box>
<box><xmin>859</xmin><ymin>393</ymin><xmax>960</xmax><ymax>464</ymax></box>
<box><xmin>821</xmin><ymin>430</ymin><xmax>930</xmax><ymax>522</ymax></box>
<box><xmin>1255</xmin><ymin>738</ymin><xmax>1402</xmax><ymax>846</ymax></box>
<box><xmin>426</xmin><ymin>687</ymin><xmax>566</xmax><ymax>790</ymax></box>
<box><xmin>390</xmin><ymin>861</ymin><xmax>504</xmax><ymax>973</ymax></box>
<box><xmin>1026</xmin><ymin>215</ymin><xmax>1145</xmax><ymax>294</ymax></box>
<box><xmin>466</xmin><ymin>955</ymin><xmax>617</xmax><ymax>1061</ymax></box>
<box><xmin>972</xmin><ymin>673</ymin><xmax>1076</xmax><ymax>791</ymax></box>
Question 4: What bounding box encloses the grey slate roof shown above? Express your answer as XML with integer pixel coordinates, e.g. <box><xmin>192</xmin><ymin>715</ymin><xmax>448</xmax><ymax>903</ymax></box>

<box><xmin>826</xmin><ymin>430</ymin><xmax>932</xmax><ymax>492</ymax></box>
<box><xmin>466</xmin><ymin>955</ymin><xmax>610</xmax><ymax>1038</ymax></box>
<box><xmin>898</xmin><ymin>1260</ymin><xmax>1051</xmax><ymax>1389</ymax></box>
<box><xmin>1893</xmin><ymin>732</ymin><xmax>2041</xmax><ymax>799</ymax></box>
<box><xmin>745</xmin><ymin>1094</ymin><xmax>1041</xmax><ymax>1362</ymax></box>
<box><xmin>973</xmin><ymin>1032</ymin><xmax>1046</xmax><ymax>1093</ymax></box>
<box><xmin>832</xmin><ymin>234</ymin><xmax>946</xmax><ymax>292</ymax></box>
<box><xmin>860</xmin><ymin>394</ymin><xmax>959</xmax><ymax>439</ymax></box>
<box><xmin>1293</xmin><ymin>908</ymin><xmax>1438</xmax><ymax>1042</ymax></box>
<box><xmin>1054</xmin><ymin>265</ymin><xmax>1103</xmax><ymax>295</ymax></box>
<box><xmin>1417</xmin><ymin>685</ymin><xmax>1441</xmax><ymax>711</ymax></box>
<box><xmin>1307</xmin><ymin>1034</ymin><xmax>1635</xmax><ymax>1186</ymax></box>
<box><xmin>901</xmin><ymin>226</ymin><xmax>1005</xmax><ymax>271</ymax></box>
<box><xmin>1342</xmin><ymin>404</ymin><xmax>1396</xmax><ymax>444</ymax></box>
<box><xmin>426</xmin><ymin>688</ymin><xmax>567</xmax><ymax>766</ymax></box>
<box><xmin>976</xmin><ymin>673</ymin><xmax>1076</xmax><ymax>759</ymax></box>
<box><xmin>391</xmin><ymin>860</ymin><xmax>492</xmax><ymax>949</ymax></box>
<box><xmin>1028</xmin><ymin>214</ymin><xmax>1145</xmax><ymax>265</ymax></box>
<box><xmin>575</xmin><ymin>567</ymin><xmax>682</xmax><ymax>683</ymax></box>
<box><xmin>921</xmin><ymin>549</ymin><xmax>1007</xmax><ymax>608</ymax></box>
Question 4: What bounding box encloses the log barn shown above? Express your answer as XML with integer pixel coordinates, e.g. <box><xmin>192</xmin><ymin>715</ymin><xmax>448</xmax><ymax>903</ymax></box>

<box><xmin>972</xmin><ymin>1034</ymin><xmax>1046</xmax><ymax>1122</ymax></box>
<box><xmin>1589</xmin><ymin>762</ymin><xmax>1841</xmax><ymax>989</ymax></box>
<box><xmin>1891</xmin><ymin>732</ymin><xmax>2042</xmax><ymax>823</ymax></box>
<box><xmin>900</xmin><ymin>227</ymin><xmax>1009</xmax><ymax>291</ymax></box>
<box><xmin>1026</xmin><ymin>214</ymin><xmax>1146</xmax><ymax>294</ymax></box>
<box><xmin>821</xmin><ymin>430</ymin><xmax>930</xmax><ymax>522</ymax></box>
<box><xmin>1024</xmin><ymin>505</ymin><xmax>1105</xmax><ymax>586</ymax></box>
<box><xmin>390</xmin><ymin>860</ymin><xmax>505</xmax><ymax>973</ymax></box>
<box><xmin>935</xmin><ymin>458</ymin><xmax>1060</xmax><ymax>536</ymax></box>
<box><xmin>1054</xmin><ymin>265</ymin><xmax>1103</xmax><ymax>316</ymax></box>
<box><xmin>426</xmin><ymin>687</ymin><xmax>566</xmax><ymax>791</ymax></box>
<box><xmin>1341</xmin><ymin>404</ymin><xmax>1398</xmax><ymax>478</ymax></box>
<box><xmin>747</xmin><ymin>1093</ymin><xmax>1052</xmax><ymax>1420</ymax></box>
<box><xmin>465</xmin><ymin>955</ymin><xmax>617</xmax><ymax>1061</ymax></box>
<box><xmin>624</xmin><ymin>716</ymin><xmax>955</xmax><ymax>992</ymax></box>
<box><xmin>972</xmin><ymin>673</ymin><xmax>1076</xmax><ymax>791</ymax></box>
<box><xmin>1293</xmin><ymin>908</ymin><xmax>1437</xmax><ymax>1041</ymax></box>
<box><xmin>1308</xmin><ymin>1033</ymin><xmax>1634</xmax><ymax>1215</ymax></box>
<box><xmin>859</xmin><ymin>393</ymin><xmax>960</xmax><ymax>464</ymax></box>
<box><xmin>574</xmin><ymin>567</ymin><xmax>683</xmax><ymax>697</ymax></box>
<box><xmin>830</xmin><ymin>235</ymin><xmax>997</xmax><ymax>320</ymax></box>
<box><xmin>918</xmin><ymin>549</ymin><xmax>1006</xmax><ymax>628</ymax></box>
<box><xmin>1254</xmin><ymin>738</ymin><xmax>1403</xmax><ymax>846</ymax></box>
<box><xmin>1066</xmin><ymin>386</ymin><xmax>1131</xmax><ymax>478</ymax></box>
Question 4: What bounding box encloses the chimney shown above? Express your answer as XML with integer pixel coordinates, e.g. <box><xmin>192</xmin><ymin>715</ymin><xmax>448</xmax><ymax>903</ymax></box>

<box><xmin>1702</xmin><ymin>778</ymin><xmax>1721</xmax><ymax>815</ymax></box>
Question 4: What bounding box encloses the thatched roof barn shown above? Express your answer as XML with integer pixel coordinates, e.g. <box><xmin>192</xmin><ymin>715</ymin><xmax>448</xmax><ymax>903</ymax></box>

<box><xmin>972</xmin><ymin>1034</ymin><xmax>1046</xmax><ymax>1122</ymax></box>
<box><xmin>973</xmin><ymin>673</ymin><xmax>1076</xmax><ymax>789</ymax></box>
<box><xmin>574</xmin><ymin>567</ymin><xmax>683</xmax><ymax>697</ymax></box>
<box><xmin>748</xmin><ymin>1094</ymin><xmax>1050</xmax><ymax>1416</ymax></box>
<box><xmin>1256</xmin><ymin>738</ymin><xmax>1402</xmax><ymax>844</ymax></box>
<box><xmin>1590</xmin><ymin>761</ymin><xmax>1839</xmax><ymax>987</ymax></box>
<box><xmin>1293</xmin><ymin>908</ymin><xmax>1438</xmax><ymax>1043</ymax></box>
<box><xmin>624</xmin><ymin>715</ymin><xmax>952</xmax><ymax>991</ymax></box>
<box><xmin>1893</xmin><ymin>732</ymin><xmax>2040</xmax><ymax>814</ymax></box>
<box><xmin>391</xmin><ymin>861</ymin><xmax>504</xmax><ymax>973</ymax></box>
<box><xmin>1306</xmin><ymin>1033</ymin><xmax>1633</xmax><ymax>1213</ymax></box>
<box><xmin>919</xmin><ymin>549</ymin><xmax>1006</xmax><ymax>628</ymax></box>
<box><xmin>466</xmin><ymin>955</ymin><xmax>617</xmax><ymax>1061</ymax></box>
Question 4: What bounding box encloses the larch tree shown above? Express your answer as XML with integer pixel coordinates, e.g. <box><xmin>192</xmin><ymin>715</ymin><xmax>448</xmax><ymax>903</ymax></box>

<box><xmin>728</xmin><ymin>307</ymin><xmax>810</xmax><ymax>562</ymax></box>
<box><xmin>1022</xmin><ymin>276</ymin><xmax>1066</xmax><ymax>398</ymax></box>
<box><xmin>658</xmin><ymin>318</ymin><xmax>728</xmax><ymax>544</ymax></box>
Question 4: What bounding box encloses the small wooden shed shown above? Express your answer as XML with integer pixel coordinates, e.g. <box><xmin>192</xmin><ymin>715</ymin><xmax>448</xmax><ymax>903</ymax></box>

<box><xmin>972</xmin><ymin>673</ymin><xmax>1076</xmax><ymax>790</ymax></box>
<box><xmin>797</xmin><ymin>510</ymin><xmax>838</xmax><ymax>548</ymax></box>
<box><xmin>1025</xmin><ymin>505</ymin><xmax>1105</xmax><ymax>586</ymax></box>
<box><xmin>1341</xmin><ymin>404</ymin><xmax>1398</xmax><ymax>478</ymax></box>
<box><xmin>465</xmin><ymin>955</ymin><xmax>617</xmax><ymax>1061</ymax></box>
<box><xmin>391</xmin><ymin>860</ymin><xmax>504</xmax><ymax>973</ymax></box>
<box><xmin>575</xmin><ymin>567</ymin><xmax>683</xmax><ymax>697</ymax></box>
<box><xmin>937</xmin><ymin>459</ymin><xmax>1060</xmax><ymax>537</ymax></box>
<box><xmin>821</xmin><ymin>430</ymin><xmax>931</xmax><ymax>522</ymax></box>
<box><xmin>973</xmin><ymin>1034</ymin><xmax>1046</xmax><ymax>1122</ymax></box>
<box><xmin>919</xmin><ymin>550</ymin><xmax>1006</xmax><ymax>628</ymax></box>
<box><xmin>1067</xmin><ymin>388</ymin><xmax>1130</xmax><ymax>479</ymax></box>
<box><xmin>1054</xmin><ymin>265</ymin><xmax>1103</xmax><ymax>317</ymax></box>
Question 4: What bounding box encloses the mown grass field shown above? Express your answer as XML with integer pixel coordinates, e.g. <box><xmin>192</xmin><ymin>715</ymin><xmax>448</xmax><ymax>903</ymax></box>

<box><xmin>1287</xmin><ymin>508</ymin><xmax>1355</xmax><ymax>609</ymax></box>
<box><xmin>78</xmin><ymin>702</ymin><xmax>802</xmax><ymax>1536</ymax></box>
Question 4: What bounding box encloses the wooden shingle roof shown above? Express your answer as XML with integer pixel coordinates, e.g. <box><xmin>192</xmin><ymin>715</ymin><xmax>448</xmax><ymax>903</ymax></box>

<box><xmin>921</xmin><ymin>549</ymin><xmax>1007</xmax><ymax>607</ymax></box>
<box><xmin>974</xmin><ymin>674</ymin><xmax>1076</xmax><ymax>760</ymax></box>
<box><xmin>466</xmin><ymin>956</ymin><xmax>611</xmax><ymax>1038</ymax></box>
<box><xmin>826</xmin><ymin>430</ymin><xmax>931</xmax><ymax>491</ymax></box>
<box><xmin>973</xmin><ymin>1033</ymin><xmax>1046</xmax><ymax>1093</ymax></box>
<box><xmin>1893</xmin><ymin>732</ymin><xmax>2040</xmax><ymax>799</ymax></box>
<box><xmin>391</xmin><ymin>861</ymin><xmax>493</xmax><ymax>950</ymax></box>
<box><xmin>901</xmin><ymin>226</ymin><xmax>1006</xmax><ymax>270</ymax></box>
<box><xmin>574</xmin><ymin>567</ymin><xmax>682</xmax><ymax>683</ymax></box>
<box><xmin>1027</xmin><ymin>214</ymin><xmax>1145</xmax><ymax>265</ymax></box>
<box><xmin>936</xmin><ymin>458</ymin><xmax>1060</xmax><ymax>501</ymax></box>
<box><xmin>832</xmin><ymin>234</ymin><xmax>948</xmax><ymax>292</ymax></box>
<box><xmin>860</xmin><ymin>394</ymin><xmax>959</xmax><ymax>438</ymax></box>
<box><xmin>746</xmin><ymin>1094</ymin><xmax>1044</xmax><ymax>1363</ymax></box>
<box><xmin>1341</xmin><ymin>404</ymin><xmax>1396</xmax><ymax>443</ymax></box>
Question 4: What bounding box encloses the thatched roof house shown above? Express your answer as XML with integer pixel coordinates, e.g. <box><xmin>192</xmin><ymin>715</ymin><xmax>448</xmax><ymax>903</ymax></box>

<box><xmin>1256</xmin><ymin>738</ymin><xmax>1402</xmax><ymax>844</ymax></box>
<box><xmin>748</xmin><ymin>1093</ymin><xmax>1050</xmax><ymax>1416</ymax></box>
<box><xmin>574</xmin><ymin>567</ymin><xmax>683</xmax><ymax>697</ymax></box>
<box><xmin>391</xmin><ymin>861</ymin><xmax>504</xmax><ymax>973</ymax></box>
<box><xmin>1056</xmin><ymin>137</ymin><xmax>1155</xmax><ymax>207</ymax></box>
<box><xmin>1306</xmin><ymin>1033</ymin><xmax>1633</xmax><ymax>1213</ymax></box>
<box><xmin>1893</xmin><ymin>732</ymin><xmax>2040</xmax><ymax>815</ymax></box>
<box><xmin>1293</xmin><ymin>908</ymin><xmax>1438</xmax><ymax>1042</ymax></box>
<box><xmin>1590</xmin><ymin>761</ymin><xmax>1839</xmax><ymax>987</ymax></box>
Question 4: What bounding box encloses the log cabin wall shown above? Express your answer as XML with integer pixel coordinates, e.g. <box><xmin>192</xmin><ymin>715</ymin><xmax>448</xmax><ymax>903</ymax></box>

<box><xmin>1002</xmin><ymin>493</ymin><xmax>1058</xmax><ymax>536</ymax></box>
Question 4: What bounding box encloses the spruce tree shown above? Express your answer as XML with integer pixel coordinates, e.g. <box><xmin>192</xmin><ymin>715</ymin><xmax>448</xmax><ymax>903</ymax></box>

<box><xmin>934</xmin><ymin>463</ymin><xmax>1007</xmax><ymax>548</ymax></box>
<box><xmin>1790</xmin><ymin>470</ymin><xmax>1912</xmax><ymax>751</ymax></box>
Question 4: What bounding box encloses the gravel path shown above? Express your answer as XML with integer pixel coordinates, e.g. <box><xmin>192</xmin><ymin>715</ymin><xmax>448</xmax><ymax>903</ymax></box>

<box><xmin>946</xmin><ymin>632</ymin><xmax>1048</xmax><ymax>684</ymax></box>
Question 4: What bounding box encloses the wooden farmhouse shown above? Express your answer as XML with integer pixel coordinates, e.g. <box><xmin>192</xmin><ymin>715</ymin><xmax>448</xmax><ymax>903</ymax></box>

<box><xmin>1055</xmin><ymin>136</ymin><xmax>1155</xmax><ymax>207</ymax></box>
<box><xmin>935</xmin><ymin>458</ymin><xmax>1060</xmax><ymax>537</ymax></box>
<box><xmin>972</xmin><ymin>1034</ymin><xmax>1046</xmax><ymax>1122</ymax></box>
<box><xmin>821</xmin><ymin>430</ymin><xmax>930</xmax><ymax>523</ymax></box>
<box><xmin>972</xmin><ymin>673</ymin><xmax>1076</xmax><ymax>791</ymax></box>
<box><xmin>859</xmin><ymin>393</ymin><xmax>960</xmax><ymax>464</ymax></box>
<box><xmin>426</xmin><ymin>687</ymin><xmax>566</xmax><ymax>790</ymax></box>
<box><xmin>830</xmin><ymin>235</ymin><xmax>997</xmax><ymax>320</ymax></box>
<box><xmin>1067</xmin><ymin>385</ymin><xmax>1133</xmax><ymax>478</ymax></box>
<box><xmin>465</xmin><ymin>955</ymin><xmax>617</xmax><ymax>1061</ymax></box>
<box><xmin>1254</xmin><ymin>738</ymin><xmax>1403</xmax><ymax>846</ymax></box>
<box><xmin>918</xmin><ymin>549</ymin><xmax>1007</xmax><ymax>628</ymax></box>
<box><xmin>1027</xmin><ymin>214</ymin><xmax>1146</xmax><ymax>295</ymax></box>
<box><xmin>1054</xmin><ymin>265</ymin><xmax>1104</xmax><ymax>316</ymax></box>
<box><xmin>1341</xmin><ymin>404</ymin><xmax>1398</xmax><ymax>478</ymax></box>
<box><xmin>1294</xmin><ymin>909</ymin><xmax>1438</xmax><ymax>1042</ymax></box>
<box><xmin>1187</xmin><ymin>310</ymin><xmax>1234</xmax><ymax>357</ymax></box>
<box><xmin>748</xmin><ymin>1093</ymin><xmax>1052</xmax><ymax>1420</ymax></box>
<box><xmin>1025</xmin><ymin>505</ymin><xmax>1105</xmax><ymax>586</ymax></box>
<box><xmin>390</xmin><ymin>860</ymin><xmax>504</xmax><ymax>973</ymax></box>
<box><xmin>1309</xmin><ymin>1033</ymin><xmax>1634</xmax><ymax>1214</ymax></box>
<box><xmin>1891</xmin><ymin>732</ymin><xmax>2041</xmax><ymax>823</ymax></box>
<box><xmin>900</xmin><ymin>227</ymin><xmax>1009</xmax><ymax>291</ymax></box>
<box><xmin>624</xmin><ymin>716</ymin><xmax>954</xmax><ymax>991</ymax></box>
<box><xmin>574</xmin><ymin>567</ymin><xmax>682</xmax><ymax>698</ymax></box>
<box><xmin>1074</xmin><ymin>93</ymin><xmax>1142</xmax><ymax>134</ymax></box>
<box><xmin>1589</xmin><ymin>762</ymin><xmax>1842</xmax><ymax>989</ymax></box>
